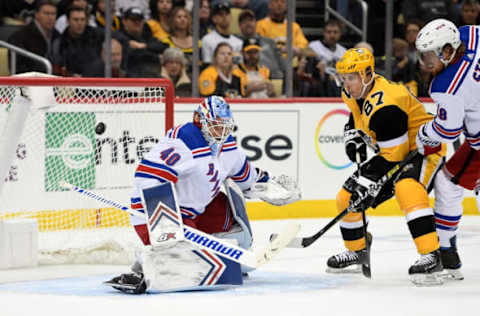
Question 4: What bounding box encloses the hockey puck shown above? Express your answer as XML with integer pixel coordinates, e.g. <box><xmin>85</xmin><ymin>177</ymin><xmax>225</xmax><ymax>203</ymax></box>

<box><xmin>95</xmin><ymin>122</ymin><xmax>106</xmax><ymax>135</ymax></box>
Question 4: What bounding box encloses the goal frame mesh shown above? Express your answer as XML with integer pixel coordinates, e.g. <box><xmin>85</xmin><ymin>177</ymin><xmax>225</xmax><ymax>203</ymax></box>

<box><xmin>0</xmin><ymin>76</ymin><xmax>175</xmax><ymax>264</ymax></box>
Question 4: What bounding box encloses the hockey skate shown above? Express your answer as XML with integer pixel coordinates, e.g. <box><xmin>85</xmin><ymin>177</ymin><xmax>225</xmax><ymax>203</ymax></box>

<box><xmin>326</xmin><ymin>232</ymin><xmax>372</xmax><ymax>274</ymax></box>
<box><xmin>408</xmin><ymin>250</ymin><xmax>443</xmax><ymax>286</ymax></box>
<box><xmin>104</xmin><ymin>272</ymin><xmax>147</xmax><ymax>294</ymax></box>
<box><xmin>439</xmin><ymin>237</ymin><xmax>463</xmax><ymax>280</ymax></box>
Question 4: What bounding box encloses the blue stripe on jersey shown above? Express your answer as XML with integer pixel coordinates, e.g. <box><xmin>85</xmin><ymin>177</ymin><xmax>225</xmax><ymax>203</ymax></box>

<box><xmin>434</xmin><ymin>212</ymin><xmax>462</xmax><ymax>221</ymax></box>
<box><xmin>134</xmin><ymin>172</ymin><xmax>168</xmax><ymax>182</ymax></box>
<box><xmin>193</xmin><ymin>152</ymin><xmax>211</xmax><ymax>159</ymax></box>
<box><xmin>452</xmin><ymin>27</ymin><xmax>478</xmax><ymax>94</ymax></box>
<box><xmin>431</xmin><ymin>26</ymin><xmax>478</xmax><ymax>95</ymax></box>
<box><xmin>432</xmin><ymin>121</ymin><xmax>463</xmax><ymax>140</ymax></box>
<box><xmin>232</xmin><ymin>158</ymin><xmax>250</xmax><ymax>183</ymax></box>
<box><xmin>180</xmin><ymin>206</ymin><xmax>201</xmax><ymax>215</ymax></box>
<box><xmin>140</xmin><ymin>159</ymin><xmax>179</xmax><ymax>177</ymax></box>
<box><xmin>131</xmin><ymin>197</ymin><xmax>142</xmax><ymax>204</ymax></box>
<box><xmin>435</xmin><ymin>223</ymin><xmax>458</xmax><ymax>231</ymax></box>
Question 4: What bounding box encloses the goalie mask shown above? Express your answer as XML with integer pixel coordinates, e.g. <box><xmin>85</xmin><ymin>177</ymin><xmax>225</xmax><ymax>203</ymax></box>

<box><xmin>195</xmin><ymin>96</ymin><xmax>235</xmax><ymax>156</ymax></box>
<box><xmin>416</xmin><ymin>19</ymin><xmax>461</xmax><ymax>69</ymax></box>
<box><xmin>336</xmin><ymin>48</ymin><xmax>375</xmax><ymax>99</ymax></box>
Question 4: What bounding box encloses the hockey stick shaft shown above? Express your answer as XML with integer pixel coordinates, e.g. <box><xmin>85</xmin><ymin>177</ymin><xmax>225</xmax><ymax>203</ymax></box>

<box><xmin>357</xmin><ymin>154</ymin><xmax>371</xmax><ymax>278</ymax></box>
<box><xmin>60</xmin><ymin>181</ymin><xmax>299</xmax><ymax>268</ymax></box>
<box><xmin>288</xmin><ymin>150</ymin><xmax>419</xmax><ymax>248</ymax></box>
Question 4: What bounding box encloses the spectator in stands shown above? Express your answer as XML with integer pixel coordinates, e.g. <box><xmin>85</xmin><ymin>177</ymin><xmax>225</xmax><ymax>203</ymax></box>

<box><xmin>114</xmin><ymin>6</ymin><xmax>168</xmax><ymax>77</ymax></box>
<box><xmin>308</xmin><ymin>19</ymin><xmax>346</xmax><ymax>72</ymax></box>
<box><xmin>212</xmin><ymin>0</ymin><xmax>270</xmax><ymax>20</ymax></box>
<box><xmin>354</xmin><ymin>41</ymin><xmax>374</xmax><ymax>54</ymax></box>
<box><xmin>55</xmin><ymin>0</ymin><xmax>96</xmax><ymax>34</ymax></box>
<box><xmin>293</xmin><ymin>47</ymin><xmax>340</xmax><ymax>97</ymax></box>
<box><xmin>116</xmin><ymin>0</ymin><xmax>151</xmax><ymax>19</ymax></box>
<box><xmin>51</xmin><ymin>6</ymin><xmax>104</xmax><ymax>76</ymax></box>
<box><xmin>233</xmin><ymin>37</ymin><xmax>275</xmax><ymax>98</ymax></box>
<box><xmin>457</xmin><ymin>0</ymin><xmax>480</xmax><ymax>26</ymax></box>
<box><xmin>8</xmin><ymin>0</ymin><xmax>59</xmax><ymax>74</ymax></box>
<box><xmin>0</xmin><ymin>0</ymin><xmax>36</xmax><ymax>25</ymax></box>
<box><xmin>160</xmin><ymin>47</ymin><xmax>192</xmax><ymax>97</ymax></box>
<box><xmin>256</xmin><ymin>0</ymin><xmax>308</xmax><ymax>58</ymax></box>
<box><xmin>413</xmin><ymin>60</ymin><xmax>433</xmax><ymax>98</ymax></box>
<box><xmin>401</xmin><ymin>0</ymin><xmax>457</xmax><ymax>24</ymax></box>
<box><xmin>199</xmin><ymin>0</ymin><xmax>214</xmax><ymax>38</ymax></box>
<box><xmin>92</xmin><ymin>0</ymin><xmax>122</xmax><ymax>31</ymax></box>
<box><xmin>82</xmin><ymin>38</ymin><xmax>125</xmax><ymax>77</ymax></box>
<box><xmin>375</xmin><ymin>38</ymin><xmax>416</xmax><ymax>88</ymax></box>
<box><xmin>404</xmin><ymin>19</ymin><xmax>423</xmax><ymax>65</ymax></box>
<box><xmin>201</xmin><ymin>2</ymin><xmax>243</xmax><ymax>65</ymax></box>
<box><xmin>199</xmin><ymin>42</ymin><xmax>242</xmax><ymax>97</ymax></box>
<box><xmin>238</xmin><ymin>9</ymin><xmax>285</xmax><ymax>79</ymax></box>
<box><xmin>147</xmin><ymin>0</ymin><xmax>172</xmax><ymax>40</ymax></box>
<box><xmin>161</xmin><ymin>6</ymin><xmax>200</xmax><ymax>76</ymax></box>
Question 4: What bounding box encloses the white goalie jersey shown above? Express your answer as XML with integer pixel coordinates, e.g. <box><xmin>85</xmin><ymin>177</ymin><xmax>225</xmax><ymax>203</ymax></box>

<box><xmin>423</xmin><ymin>25</ymin><xmax>480</xmax><ymax>150</ymax></box>
<box><xmin>130</xmin><ymin>123</ymin><xmax>258</xmax><ymax>226</ymax></box>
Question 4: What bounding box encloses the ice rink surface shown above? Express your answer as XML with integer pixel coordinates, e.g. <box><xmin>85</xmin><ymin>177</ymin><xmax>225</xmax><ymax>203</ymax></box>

<box><xmin>1</xmin><ymin>216</ymin><xmax>479</xmax><ymax>316</ymax></box>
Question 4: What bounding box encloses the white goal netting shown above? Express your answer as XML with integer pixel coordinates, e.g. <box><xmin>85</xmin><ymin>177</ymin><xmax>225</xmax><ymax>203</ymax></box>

<box><xmin>0</xmin><ymin>75</ymin><xmax>174</xmax><ymax>265</ymax></box>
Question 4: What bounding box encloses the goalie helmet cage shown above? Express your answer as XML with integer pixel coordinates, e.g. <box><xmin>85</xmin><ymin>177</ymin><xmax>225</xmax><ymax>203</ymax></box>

<box><xmin>0</xmin><ymin>77</ymin><xmax>174</xmax><ymax>265</ymax></box>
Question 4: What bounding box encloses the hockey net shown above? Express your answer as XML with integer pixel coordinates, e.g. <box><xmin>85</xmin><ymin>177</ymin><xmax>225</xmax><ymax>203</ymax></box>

<box><xmin>0</xmin><ymin>75</ymin><xmax>174</xmax><ymax>265</ymax></box>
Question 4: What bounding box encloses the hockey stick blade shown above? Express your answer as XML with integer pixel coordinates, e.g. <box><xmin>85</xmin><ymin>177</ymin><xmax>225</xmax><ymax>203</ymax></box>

<box><xmin>256</xmin><ymin>222</ymin><xmax>301</xmax><ymax>267</ymax></box>
<box><xmin>281</xmin><ymin>150</ymin><xmax>419</xmax><ymax>249</ymax></box>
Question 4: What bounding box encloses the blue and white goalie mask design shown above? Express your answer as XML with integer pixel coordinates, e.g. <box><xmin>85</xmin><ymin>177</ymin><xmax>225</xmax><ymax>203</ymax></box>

<box><xmin>196</xmin><ymin>96</ymin><xmax>235</xmax><ymax>155</ymax></box>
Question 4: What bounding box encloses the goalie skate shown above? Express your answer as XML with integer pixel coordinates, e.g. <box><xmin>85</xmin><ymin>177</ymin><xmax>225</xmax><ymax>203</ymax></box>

<box><xmin>104</xmin><ymin>273</ymin><xmax>147</xmax><ymax>294</ymax></box>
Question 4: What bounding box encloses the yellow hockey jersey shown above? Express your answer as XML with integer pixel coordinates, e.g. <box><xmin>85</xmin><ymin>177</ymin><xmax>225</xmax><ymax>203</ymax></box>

<box><xmin>342</xmin><ymin>75</ymin><xmax>433</xmax><ymax>162</ymax></box>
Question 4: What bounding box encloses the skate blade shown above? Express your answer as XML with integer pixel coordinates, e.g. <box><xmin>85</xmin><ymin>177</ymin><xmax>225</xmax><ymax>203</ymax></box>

<box><xmin>326</xmin><ymin>265</ymin><xmax>362</xmax><ymax>274</ymax></box>
<box><xmin>103</xmin><ymin>281</ymin><xmax>137</xmax><ymax>290</ymax></box>
<box><xmin>440</xmin><ymin>269</ymin><xmax>464</xmax><ymax>281</ymax></box>
<box><xmin>410</xmin><ymin>272</ymin><xmax>443</xmax><ymax>286</ymax></box>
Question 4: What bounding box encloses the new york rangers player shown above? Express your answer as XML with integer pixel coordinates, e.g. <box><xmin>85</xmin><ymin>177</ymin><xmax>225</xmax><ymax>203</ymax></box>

<box><xmin>416</xmin><ymin>19</ymin><xmax>480</xmax><ymax>280</ymax></box>
<box><xmin>105</xmin><ymin>95</ymin><xmax>301</xmax><ymax>293</ymax></box>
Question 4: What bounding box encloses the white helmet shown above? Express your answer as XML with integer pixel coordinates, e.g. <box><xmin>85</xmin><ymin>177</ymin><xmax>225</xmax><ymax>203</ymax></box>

<box><xmin>415</xmin><ymin>19</ymin><xmax>461</xmax><ymax>67</ymax></box>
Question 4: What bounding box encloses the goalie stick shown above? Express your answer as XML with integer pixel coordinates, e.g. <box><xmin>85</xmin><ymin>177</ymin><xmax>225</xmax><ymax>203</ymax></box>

<box><xmin>283</xmin><ymin>149</ymin><xmax>419</xmax><ymax>248</ymax></box>
<box><xmin>59</xmin><ymin>181</ymin><xmax>300</xmax><ymax>269</ymax></box>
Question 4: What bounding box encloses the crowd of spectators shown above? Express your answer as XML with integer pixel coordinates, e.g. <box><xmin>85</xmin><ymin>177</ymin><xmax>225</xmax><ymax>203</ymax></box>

<box><xmin>0</xmin><ymin>0</ymin><xmax>477</xmax><ymax>98</ymax></box>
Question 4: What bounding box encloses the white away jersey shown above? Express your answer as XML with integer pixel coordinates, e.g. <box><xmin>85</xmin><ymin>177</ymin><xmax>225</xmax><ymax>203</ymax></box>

<box><xmin>130</xmin><ymin>123</ymin><xmax>257</xmax><ymax>225</ymax></box>
<box><xmin>424</xmin><ymin>25</ymin><xmax>480</xmax><ymax>150</ymax></box>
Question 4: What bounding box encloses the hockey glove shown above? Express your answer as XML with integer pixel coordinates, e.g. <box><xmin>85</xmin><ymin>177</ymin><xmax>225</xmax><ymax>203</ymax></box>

<box><xmin>350</xmin><ymin>175</ymin><xmax>377</xmax><ymax>212</ymax></box>
<box><xmin>344</xmin><ymin>128</ymin><xmax>368</xmax><ymax>163</ymax></box>
<box><xmin>244</xmin><ymin>175</ymin><xmax>301</xmax><ymax>206</ymax></box>
<box><xmin>416</xmin><ymin>124</ymin><xmax>441</xmax><ymax>156</ymax></box>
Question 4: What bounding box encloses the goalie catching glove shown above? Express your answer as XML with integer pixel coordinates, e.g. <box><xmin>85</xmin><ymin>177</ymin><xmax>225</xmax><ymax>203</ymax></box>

<box><xmin>243</xmin><ymin>170</ymin><xmax>301</xmax><ymax>206</ymax></box>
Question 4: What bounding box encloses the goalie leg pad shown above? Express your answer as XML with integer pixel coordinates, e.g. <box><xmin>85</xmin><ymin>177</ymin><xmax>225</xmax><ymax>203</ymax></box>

<box><xmin>141</xmin><ymin>182</ymin><xmax>185</xmax><ymax>246</ymax></box>
<box><xmin>142</xmin><ymin>240</ymin><xmax>242</xmax><ymax>293</ymax></box>
<box><xmin>224</xmin><ymin>179</ymin><xmax>253</xmax><ymax>250</ymax></box>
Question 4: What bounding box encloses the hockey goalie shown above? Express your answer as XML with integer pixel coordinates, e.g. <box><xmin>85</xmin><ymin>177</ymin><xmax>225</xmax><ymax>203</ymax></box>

<box><xmin>104</xmin><ymin>95</ymin><xmax>301</xmax><ymax>294</ymax></box>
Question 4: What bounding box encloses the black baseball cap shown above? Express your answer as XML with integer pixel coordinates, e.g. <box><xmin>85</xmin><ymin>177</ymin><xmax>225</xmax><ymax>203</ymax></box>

<box><xmin>212</xmin><ymin>2</ymin><xmax>231</xmax><ymax>16</ymax></box>
<box><xmin>123</xmin><ymin>7</ymin><xmax>144</xmax><ymax>20</ymax></box>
